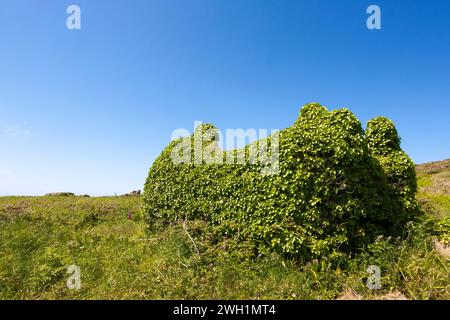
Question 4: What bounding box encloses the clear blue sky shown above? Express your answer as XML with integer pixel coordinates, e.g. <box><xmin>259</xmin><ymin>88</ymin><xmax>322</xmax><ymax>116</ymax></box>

<box><xmin>1</xmin><ymin>0</ymin><xmax>449</xmax><ymax>196</ymax></box>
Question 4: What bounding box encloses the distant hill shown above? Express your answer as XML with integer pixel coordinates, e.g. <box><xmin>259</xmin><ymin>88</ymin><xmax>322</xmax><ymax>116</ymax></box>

<box><xmin>416</xmin><ymin>158</ymin><xmax>450</xmax><ymax>218</ymax></box>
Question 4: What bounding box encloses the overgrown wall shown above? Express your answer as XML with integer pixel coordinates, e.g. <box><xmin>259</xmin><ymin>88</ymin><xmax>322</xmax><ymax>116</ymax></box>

<box><xmin>143</xmin><ymin>103</ymin><xmax>418</xmax><ymax>259</ymax></box>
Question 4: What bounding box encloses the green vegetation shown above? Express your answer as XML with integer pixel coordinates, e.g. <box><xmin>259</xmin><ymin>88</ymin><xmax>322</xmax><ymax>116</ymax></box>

<box><xmin>416</xmin><ymin>158</ymin><xmax>450</xmax><ymax>246</ymax></box>
<box><xmin>416</xmin><ymin>158</ymin><xmax>450</xmax><ymax>219</ymax></box>
<box><xmin>0</xmin><ymin>194</ymin><xmax>448</xmax><ymax>299</ymax></box>
<box><xmin>143</xmin><ymin>104</ymin><xmax>418</xmax><ymax>260</ymax></box>
<box><xmin>0</xmin><ymin>104</ymin><xmax>448</xmax><ymax>300</ymax></box>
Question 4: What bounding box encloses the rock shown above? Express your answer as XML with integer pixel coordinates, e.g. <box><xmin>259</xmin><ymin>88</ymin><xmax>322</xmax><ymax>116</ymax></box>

<box><xmin>123</xmin><ymin>190</ymin><xmax>141</xmax><ymax>196</ymax></box>
<box><xmin>434</xmin><ymin>239</ymin><xmax>450</xmax><ymax>260</ymax></box>
<box><xmin>45</xmin><ymin>192</ymin><xmax>75</xmax><ymax>197</ymax></box>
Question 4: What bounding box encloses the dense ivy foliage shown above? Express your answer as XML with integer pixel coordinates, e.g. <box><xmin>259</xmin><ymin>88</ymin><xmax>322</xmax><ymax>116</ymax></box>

<box><xmin>143</xmin><ymin>103</ymin><xmax>419</xmax><ymax>260</ymax></box>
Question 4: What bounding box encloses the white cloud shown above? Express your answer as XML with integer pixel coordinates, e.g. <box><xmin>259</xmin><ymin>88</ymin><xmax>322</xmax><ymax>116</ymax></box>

<box><xmin>0</xmin><ymin>169</ymin><xmax>14</xmax><ymax>178</ymax></box>
<box><xmin>2</xmin><ymin>125</ymin><xmax>31</xmax><ymax>138</ymax></box>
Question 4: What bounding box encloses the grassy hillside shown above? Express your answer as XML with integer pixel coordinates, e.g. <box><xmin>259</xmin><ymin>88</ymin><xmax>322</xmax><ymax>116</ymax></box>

<box><xmin>0</xmin><ymin>160</ymin><xmax>449</xmax><ymax>300</ymax></box>
<box><xmin>416</xmin><ymin>159</ymin><xmax>450</xmax><ymax>218</ymax></box>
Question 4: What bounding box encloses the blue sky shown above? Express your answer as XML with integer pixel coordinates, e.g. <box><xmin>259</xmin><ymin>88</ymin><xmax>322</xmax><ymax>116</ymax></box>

<box><xmin>0</xmin><ymin>0</ymin><xmax>449</xmax><ymax>196</ymax></box>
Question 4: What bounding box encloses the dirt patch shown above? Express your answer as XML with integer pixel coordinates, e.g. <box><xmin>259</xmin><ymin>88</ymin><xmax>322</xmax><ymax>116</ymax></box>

<box><xmin>0</xmin><ymin>203</ymin><xmax>29</xmax><ymax>221</ymax></box>
<box><xmin>376</xmin><ymin>291</ymin><xmax>408</xmax><ymax>300</ymax></box>
<box><xmin>336</xmin><ymin>289</ymin><xmax>362</xmax><ymax>300</ymax></box>
<box><xmin>434</xmin><ymin>239</ymin><xmax>450</xmax><ymax>259</ymax></box>
<box><xmin>337</xmin><ymin>289</ymin><xmax>408</xmax><ymax>300</ymax></box>
<box><xmin>421</xmin><ymin>172</ymin><xmax>450</xmax><ymax>196</ymax></box>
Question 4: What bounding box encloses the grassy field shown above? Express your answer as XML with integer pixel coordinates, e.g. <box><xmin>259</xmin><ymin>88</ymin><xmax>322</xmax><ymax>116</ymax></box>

<box><xmin>0</xmin><ymin>160</ymin><xmax>449</xmax><ymax>300</ymax></box>
<box><xmin>416</xmin><ymin>159</ymin><xmax>450</xmax><ymax>219</ymax></box>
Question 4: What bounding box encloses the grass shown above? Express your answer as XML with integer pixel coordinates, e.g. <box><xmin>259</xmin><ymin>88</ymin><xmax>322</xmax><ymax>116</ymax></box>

<box><xmin>0</xmin><ymin>159</ymin><xmax>449</xmax><ymax>300</ymax></box>
<box><xmin>416</xmin><ymin>158</ymin><xmax>450</xmax><ymax>218</ymax></box>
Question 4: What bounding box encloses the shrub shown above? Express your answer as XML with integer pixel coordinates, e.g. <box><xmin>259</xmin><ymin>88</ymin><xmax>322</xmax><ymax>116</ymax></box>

<box><xmin>435</xmin><ymin>217</ymin><xmax>450</xmax><ymax>246</ymax></box>
<box><xmin>142</xmin><ymin>103</ymin><xmax>419</xmax><ymax>260</ymax></box>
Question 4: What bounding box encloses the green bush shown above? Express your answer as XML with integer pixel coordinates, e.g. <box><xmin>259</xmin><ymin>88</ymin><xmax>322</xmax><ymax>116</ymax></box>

<box><xmin>143</xmin><ymin>103</ymin><xmax>419</xmax><ymax>260</ymax></box>
<box><xmin>435</xmin><ymin>217</ymin><xmax>450</xmax><ymax>245</ymax></box>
